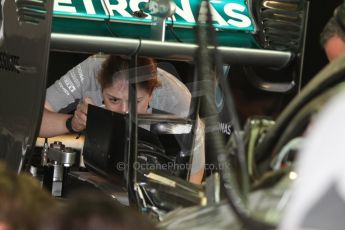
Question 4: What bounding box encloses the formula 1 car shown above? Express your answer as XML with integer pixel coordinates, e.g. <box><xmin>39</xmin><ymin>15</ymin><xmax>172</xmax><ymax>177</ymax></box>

<box><xmin>0</xmin><ymin>0</ymin><xmax>342</xmax><ymax>229</ymax></box>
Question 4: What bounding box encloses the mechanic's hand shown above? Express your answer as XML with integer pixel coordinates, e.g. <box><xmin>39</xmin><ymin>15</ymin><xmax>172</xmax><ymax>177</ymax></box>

<box><xmin>71</xmin><ymin>97</ymin><xmax>94</xmax><ymax>132</ymax></box>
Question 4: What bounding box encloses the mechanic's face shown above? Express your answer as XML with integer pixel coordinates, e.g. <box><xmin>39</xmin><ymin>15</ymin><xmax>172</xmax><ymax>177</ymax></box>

<box><xmin>102</xmin><ymin>79</ymin><xmax>152</xmax><ymax>114</ymax></box>
<box><xmin>324</xmin><ymin>34</ymin><xmax>345</xmax><ymax>61</ymax></box>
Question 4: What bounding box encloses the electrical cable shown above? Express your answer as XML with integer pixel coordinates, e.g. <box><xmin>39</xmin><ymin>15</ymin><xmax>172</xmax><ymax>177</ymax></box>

<box><xmin>101</xmin><ymin>0</ymin><xmax>119</xmax><ymax>37</ymax></box>
<box><xmin>126</xmin><ymin>51</ymin><xmax>139</xmax><ymax>207</ymax></box>
<box><xmin>129</xmin><ymin>37</ymin><xmax>142</xmax><ymax>57</ymax></box>
<box><xmin>167</xmin><ymin>16</ymin><xmax>183</xmax><ymax>43</ymax></box>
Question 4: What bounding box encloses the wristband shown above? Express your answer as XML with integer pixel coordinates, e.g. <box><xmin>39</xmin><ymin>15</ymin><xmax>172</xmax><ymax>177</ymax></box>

<box><xmin>66</xmin><ymin>116</ymin><xmax>78</xmax><ymax>134</ymax></box>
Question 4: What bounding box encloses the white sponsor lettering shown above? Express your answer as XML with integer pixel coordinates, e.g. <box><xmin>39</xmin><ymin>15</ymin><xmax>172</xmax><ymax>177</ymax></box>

<box><xmin>175</xmin><ymin>0</ymin><xmax>195</xmax><ymax>23</ymax></box>
<box><xmin>224</xmin><ymin>3</ymin><xmax>251</xmax><ymax>28</ymax></box>
<box><xmin>64</xmin><ymin>77</ymin><xmax>76</xmax><ymax>92</ymax></box>
<box><xmin>210</xmin><ymin>3</ymin><xmax>228</xmax><ymax>26</ymax></box>
<box><xmin>70</xmin><ymin>71</ymin><xmax>81</xmax><ymax>88</ymax></box>
<box><xmin>77</xmin><ymin>65</ymin><xmax>85</xmax><ymax>82</ymax></box>
<box><xmin>83</xmin><ymin>0</ymin><xmax>96</xmax><ymax>14</ymax></box>
<box><xmin>54</xmin><ymin>0</ymin><xmax>76</xmax><ymax>13</ymax></box>
<box><xmin>54</xmin><ymin>0</ymin><xmax>252</xmax><ymax>29</ymax></box>
<box><xmin>101</xmin><ymin>0</ymin><xmax>131</xmax><ymax>17</ymax></box>
<box><xmin>219</xmin><ymin>122</ymin><xmax>232</xmax><ymax>135</ymax></box>
<box><xmin>58</xmin><ymin>82</ymin><xmax>70</xmax><ymax>96</ymax></box>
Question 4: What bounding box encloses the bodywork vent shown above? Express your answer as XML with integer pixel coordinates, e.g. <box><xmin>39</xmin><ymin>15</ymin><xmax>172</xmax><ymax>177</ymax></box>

<box><xmin>16</xmin><ymin>0</ymin><xmax>47</xmax><ymax>24</ymax></box>
<box><xmin>253</xmin><ymin>0</ymin><xmax>308</xmax><ymax>52</ymax></box>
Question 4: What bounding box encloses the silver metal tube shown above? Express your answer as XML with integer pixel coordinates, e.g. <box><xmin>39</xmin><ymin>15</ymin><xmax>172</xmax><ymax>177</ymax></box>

<box><xmin>50</xmin><ymin>33</ymin><xmax>292</xmax><ymax>68</ymax></box>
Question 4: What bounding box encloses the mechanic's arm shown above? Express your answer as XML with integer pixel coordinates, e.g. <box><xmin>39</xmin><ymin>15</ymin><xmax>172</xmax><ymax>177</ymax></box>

<box><xmin>39</xmin><ymin>98</ymin><xmax>93</xmax><ymax>138</ymax></box>
<box><xmin>188</xmin><ymin>118</ymin><xmax>205</xmax><ymax>184</ymax></box>
<box><xmin>39</xmin><ymin>103</ymin><xmax>71</xmax><ymax>138</ymax></box>
<box><xmin>189</xmin><ymin>168</ymin><xmax>204</xmax><ymax>184</ymax></box>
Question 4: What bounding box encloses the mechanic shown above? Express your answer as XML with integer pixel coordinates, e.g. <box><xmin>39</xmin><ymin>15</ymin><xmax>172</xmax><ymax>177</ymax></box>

<box><xmin>39</xmin><ymin>54</ymin><xmax>204</xmax><ymax>184</ymax></box>
<box><xmin>320</xmin><ymin>6</ymin><xmax>345</xmax><ymax>61</ymax></box>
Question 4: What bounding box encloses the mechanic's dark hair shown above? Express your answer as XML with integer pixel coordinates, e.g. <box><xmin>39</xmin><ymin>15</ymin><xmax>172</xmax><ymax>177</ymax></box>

<box><xmin>98</xmin><ymin>55</ymin><xmax>161</xmax><ymax>94</ymax></box>
<box><xmin>38</xmin><ymin>190</ymin><xmax>157</xmax><ymax>230</ymax></box>
<box><xmin>0</xmin><ymin>161</ymin><xmax>57</xmax><ymax>230</ymax></box>
<box><xmin>320</xmin><ymin>16</ymin><xmax>345</xmax><ymax>47</ymax></box>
